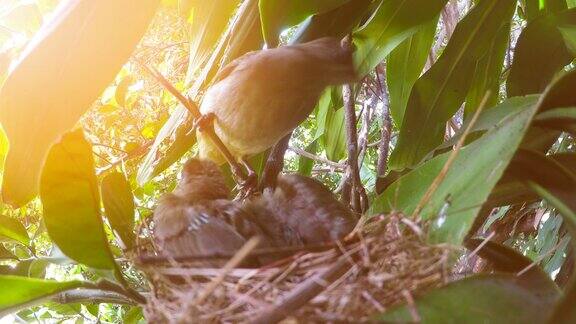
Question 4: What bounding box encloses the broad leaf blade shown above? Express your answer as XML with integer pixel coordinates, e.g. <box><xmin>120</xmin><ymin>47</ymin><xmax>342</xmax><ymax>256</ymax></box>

<box><xmin>507</xmin><ymin>8</ymin><xmax>576</xmax><ymax>97</ymax></box>
<box><xmin>353</xmin><ymin>0</ymin><xmax>447</xmax><ymax>78</ymax></box>
<box><xmin>40</xmin><ymin>130</ymin><xmax>116</xmax><ymax>270</ymax></box>
<box><xmin>0</xmin><ymin>275</ymin><xmax>83</xmax><ymax>317</ymax></box>
<box><xmin>387</xmin><ymin>17</ymin><xmax>438</xmax><ymax>126</ymax></box>
<box><xmin>101</xmin><ymin>172</ymin><xmax>136</xmax><ymax>250</ymax></box>
<box><xmin>0</xmin><ymin>0</ymin><xmax>159</xmax><ymax>207</ymax></box>
<box><xmin>0</xmin><ymin>215</ymin><xmax>29</xmax><ymax>246</ymax></box>
<box><xmin>389</xmin><ymin>0</ymin><xmax>516</xmax><ymax>170</ymax></box>
<box><xmin>378</xmin><ymin>274</ymin><xmax>559</xmax><ymax>323</ymax></box>
<box><xmin>371</xmin><ymin>99</ymin><xmax>537</xmax><ymax>244</ymax></box>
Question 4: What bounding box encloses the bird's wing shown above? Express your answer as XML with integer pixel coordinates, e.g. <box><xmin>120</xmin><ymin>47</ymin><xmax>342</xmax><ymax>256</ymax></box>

<box><xmin>210</xmin><ymin>51</ymin><xmax>259</xmax><ymax>85</ymax></box>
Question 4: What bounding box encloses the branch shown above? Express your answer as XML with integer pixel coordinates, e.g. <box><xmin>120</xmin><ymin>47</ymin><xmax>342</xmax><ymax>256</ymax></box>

<box><xmin>259</xmin><ymin>133</ymin><xmax>292</xmax><ymax>190</ymax></box>
<box><xmin>53</xmin><ymin>289</ymin><xmax>136</xmax><ymax>305</ymax></box>
<box><xmin>375</xmin><ymin>65</ymin><xmax>392</xmax><ymax>178</ymax></box>
<box><xmin>288</xmin><ymin>146</ymin><xmax>345</xmax><ymax>169</ymax></box>
<box><xmin>341</xmin><ymin>36</ymin><xmax>368</xmax><ymax>213</ymax></box>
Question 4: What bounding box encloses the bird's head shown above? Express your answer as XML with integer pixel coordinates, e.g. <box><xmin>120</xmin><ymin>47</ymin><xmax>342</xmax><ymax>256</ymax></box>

<box><xmin>175</xmin><ymin>158</ymin><xmax>230</xmax><ymax>201</ymax></box>
<box><xmin>298</xmin><ymin>37</ymin><xmax>358</xmax><ymax>85</ymax></box>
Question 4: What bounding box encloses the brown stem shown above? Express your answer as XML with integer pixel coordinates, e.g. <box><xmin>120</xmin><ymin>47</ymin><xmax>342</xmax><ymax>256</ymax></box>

<box><xmin>375</xmin><ymin>65</ymin><xmax>392</xmax><ymax>178</ymax></box>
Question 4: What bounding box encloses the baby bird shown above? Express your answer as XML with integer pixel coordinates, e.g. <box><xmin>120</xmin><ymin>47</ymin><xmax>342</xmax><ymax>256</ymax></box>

<box><xmin>197</xmin><ymin>37</ymin><xmax>357</xmax><ymax>165</ymax></box>
<box><xmin>152</xmin><ymin>158</ymin><xmax>250</xmax><ymax>266</ymax></box>
<box><xmin>243</xmin><ymin>174</ymin><xmax>358</xmax><ymax>245</ymax></box>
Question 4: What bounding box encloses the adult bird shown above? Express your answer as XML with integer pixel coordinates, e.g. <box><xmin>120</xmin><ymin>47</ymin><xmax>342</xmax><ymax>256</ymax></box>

<box><xmin>197</xmin><ymin>37</ymin><xmax>356</xmax><ymax>172</ymax></box>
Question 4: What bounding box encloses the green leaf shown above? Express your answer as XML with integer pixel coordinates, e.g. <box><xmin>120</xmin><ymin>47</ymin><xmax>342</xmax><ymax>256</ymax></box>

<box><xmin>507</xmin><ymin>8</ymin><xmax>576</xmax><ymax>97</ymax></box>
<box><xmin>387</xmin><ymin>17</ymin><xmax>438</xmax><ymax>126</ymax></box>
<box><xmin>0</xmin><ymin>0</ymin><xmax>159</xmax><ymax>207</ymax></box>
<box><xmin>353</xmin><ymin>0</ymin><xmax>447</xmax><ymax>78</ymax></box>
<box><xmin>523</xmin><ymin>0</ymin><xmax>568</xmax><ymax>21</ymax></box>
<box><xmin>378</xmin><ymin>274</ymin><xmax>560</xmax><ymax>323</ymax></box>
<box><xmin>289</xmin><ymin>0</ymin><xmax>374</xmax><ymax>44</ymax></box>
<box><xmin>371</xmin><ymin>99</ymin><xmax>538</xmax><ymax>244</ymax></box>
<box><xmin>259</xmin><ymin>0</ymin><xmax>350</xmax><ymax>46</ymax></box>
<box><xmin>323</xmin><ymin>106</ymin><xmax>346</xmax><ymax>162</ymax></box>
<box><xmin>0</xmin><ymin>244</ymin><xmax>17</xmax><ymax>260</ymax></box>
<box><xmin>0</xmin><ymin>275</ymin><xmax>84</xmax><ymax>317</ymax></box>
<box><xmin>464</xmin><ymin>22</ymin><xmax>510</xmax><ymax>117</ymax></box>
<box><xmin>0</xmin><ymin>215</ymin><xmax>29</xmax><ymax>245</ymax></box>
<box><xmin>297</xmin><ymin>140</ymin><xmax>318</xmax><ymax>176</ymax></box>
<box><xmin>101</xmin><ymin>172</ymin><xmax>136</xmax><ymax>250</ymax></box>
<box><xmin>389</xmin><ymin>0</ymin><xmax>517</xmax><ymax>170</ymax></box>
<box><xmin>40</xmin><ymin>130</ymin><xmax>116</xmax><ymax>270</ymax></box>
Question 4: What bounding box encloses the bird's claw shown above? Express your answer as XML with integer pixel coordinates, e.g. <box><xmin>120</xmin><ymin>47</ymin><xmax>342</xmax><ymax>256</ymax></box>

<box><xmin>194</xmin><ymin>112</ymin><xmax>216</xmax><ymax>132</ymax></box>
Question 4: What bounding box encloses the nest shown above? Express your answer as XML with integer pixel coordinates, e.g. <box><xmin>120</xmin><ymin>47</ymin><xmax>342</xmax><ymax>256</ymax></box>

<box><xmin>137</xmin><ymin>214</ymin><xmax>454</xmax><ymax>323</ymax></box>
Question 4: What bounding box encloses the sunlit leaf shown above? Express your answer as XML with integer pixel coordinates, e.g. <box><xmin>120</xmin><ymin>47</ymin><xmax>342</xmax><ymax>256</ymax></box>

<box><xmin>0</xmin><ymin>244</ymin><xmax>17</xmax><ymax>260</ymax></box>
<box><xmin>0</xmin><ymin>0</ymin><xmax>159</xmax><ymax>207</ymax></box>
<box><xmin>389</xmin><ymin>0</ymin><xmax>516</xmax><ymax>170</ymax></box>
<box><xmin>387</xmin><ymin>17</ymin><xmax>438</xmax><ymax>126</ymax></box>
<box><xmin>353</xmin><ymin>0</ymin><xmax>447</xmax><ymax>78</ymax></box>
<box><xmin>40</xmin><ymin>130</ymin><xmax>116</xmax><ymax>270</ymax></box>
<box><xmin>0</xmin><ymin>275</ymin><xmax>84</xmax><ymax>317</ymax></box>
<box><xmin>114</xmin><ymin>76</ymin><xmax>133</xmax><ymax>108</ymax></box>
<box><xmin>101</xmin><ymin>172</ymin><xmax>136</xmax><ymax>250</ymax></box>
<box><xmin>0</xmin><ymin>215</ymin><xmax>29</xmax><ymax>246</ymax></box>
<box><xmin>184</xmin><ymin>0</ymin><xmax>241</xmax><ymax>83</ymax></box>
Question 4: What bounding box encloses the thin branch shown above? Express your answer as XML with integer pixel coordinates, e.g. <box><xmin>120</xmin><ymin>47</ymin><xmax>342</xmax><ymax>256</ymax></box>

<box><xmin>53</xmin><ymin>290</ymin><xmax>136</xmax><ymax>305</ymax></box>
<box><xmin>288</xmin><ymin>146</ymin><xmax>345</xmax><ymax>169</ymax></box>
<box><xmin>375</xmin><ymin>65</ymin><xmax>392</xmax><ymax>178</ymax></box>
<box><xmin>259</xmin><ymin>133</ymin><xmax>292</xmax><ymax>190</ymax></box>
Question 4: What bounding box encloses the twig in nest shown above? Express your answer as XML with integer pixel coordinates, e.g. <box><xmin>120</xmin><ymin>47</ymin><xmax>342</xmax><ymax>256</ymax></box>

<box><xmin>136</xmin><ymin>242</ymin><xmax>340</xmax><ymax>265</ymax></box>
<box><xmin>195</xmin><ymin>237</ymin><xmax>261</xmax><ymax>305</ymax></box>
<box><xmin>411</xmin><ymin>91</ymin><xmax>492</xmax><ymax>218</ymax></box>
<box><xmin>252</xmin><ymin>253</ymin><xmax>355</xmax><ymax>324</ymax></box>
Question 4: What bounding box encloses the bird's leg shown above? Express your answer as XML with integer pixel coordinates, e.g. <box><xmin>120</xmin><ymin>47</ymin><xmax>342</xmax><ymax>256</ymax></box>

<box><xmin>237</xmin><ymin>157</ymin><xmax>258</xmax><ymax>197</ymax></box>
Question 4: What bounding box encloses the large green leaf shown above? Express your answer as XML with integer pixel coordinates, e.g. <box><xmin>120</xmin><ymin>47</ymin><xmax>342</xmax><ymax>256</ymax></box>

<box><xmin>371</xmin><ymin>99</ymin><xmax>537</xmax><ymax>244</ymax></box>
<box><xmin>323</xmin><ymin>106</ymin><xmax>347</xmax><ymax>162</ymax></box>
<box><xmin>0</xmin><ymin>215</ymin><xmax>29</xmax><ymax>246</ymax></box>
<box><xmin>353</xmin><ymin>0</ymin><xmax>447</xmax><ymax>78</ymax></box>
<box><xmin>101</xmin><ymin>172</ymin><xmax>136</xmax><ymax>250</ymax></box>
<box><xmin>0</xmin><ymin>0</ymin><xmax>159</xmax><ymax>207</ymax></box>
<box><xmin>464</xmin><ymin>23</ymin><xmax>510</xmax><ymax>116</ymax></box>
<box><xmin>507</xmin><ymin>8</ymin><xmax>576</xmax><ymax>97</ymax></box>
<box><xmin>389</xmin><ymin>0</ymin><xmax>517</xmax><ymax>170</ymax></box>
<box><xmin>0</xmin><ymin>275</ymin><xmax>83</xmax><ymax>317</ymax></box>
<box><xmin>258</xmin><ymin>0</ymin><xmax>350</xmax><ymax>46</ymax></box>
<box><xmin>378</xmin><ymin>274</ymin><xmax>560</xmax><ymax>323</ymax></box>
<box><xmin>40</xmin><ymin>130</ymin><xmax>116</xmax><ymax>270</ymax></box>
<box><xmin>297</xmin><ymin>140</ymin><xmax>318</xmax><ymax>176</ymax></box>
<box><xmin>387</xmin><ymin>17</ymin><xmax>438</xmax><ymax>126</ymax></box>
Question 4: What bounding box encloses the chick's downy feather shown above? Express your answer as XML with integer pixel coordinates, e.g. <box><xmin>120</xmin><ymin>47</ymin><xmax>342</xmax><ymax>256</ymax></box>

<box><xmin>198</xmin><ymin>37</ymin><xmax>356</xmax><ymax>163</ymax></box>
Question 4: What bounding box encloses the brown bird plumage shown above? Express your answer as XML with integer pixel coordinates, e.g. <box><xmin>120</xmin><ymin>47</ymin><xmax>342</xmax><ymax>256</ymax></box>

<box><xmin>242</xmin><ymin>174</ymin><xmax>358</xmax><ymax>245</ymax></box>
<box><xmin>198</xmin><ymin>37</ymin><xmax>357</xmax><ymax>164</ymax></box>
<box><xmin>152</xmin><ymin>159</ymin><xmax>250</xmax><ymax>266</ymax></box>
